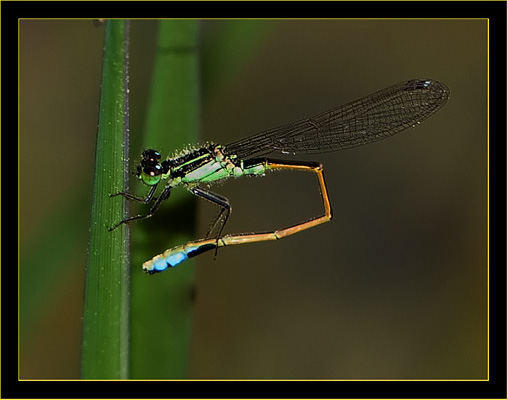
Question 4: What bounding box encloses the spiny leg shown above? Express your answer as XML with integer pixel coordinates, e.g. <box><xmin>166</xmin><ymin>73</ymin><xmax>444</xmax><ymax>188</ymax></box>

<box><xmin>110</xmin><ymin>184</ymin><xmax>158</xmax><ymax>204</ymax></box>
<box><xmin>109</xmin><ymin>186</ymin><xmax>171</xmax><ymax>231</ymax></box>
<box><xmin>189</xmin><ymin>186</ymin><xmax>232</xmax><ymax>240</ymax></box>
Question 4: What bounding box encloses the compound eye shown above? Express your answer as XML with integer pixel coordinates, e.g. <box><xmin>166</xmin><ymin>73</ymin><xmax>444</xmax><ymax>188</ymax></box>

<box><xmin>146</xmin><ymin>164</ymin><xmax>162</xmax><ymax>176</ymax></box>
<box><xmin>142</xmin><ymin>149</ymin><xmax>161</xmax><ymax>164</ymax></box>
<box><xmin>140</xmin><ymin>164</ymin><xmax>162</xmax><ymax>186</ymax></box>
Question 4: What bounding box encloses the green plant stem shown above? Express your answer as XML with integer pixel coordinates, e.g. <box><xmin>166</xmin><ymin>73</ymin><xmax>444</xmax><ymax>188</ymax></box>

<box><xmin>82</xmin><ymin>20</ymin><xmax>130</xmax><ymax>379</ymax></box>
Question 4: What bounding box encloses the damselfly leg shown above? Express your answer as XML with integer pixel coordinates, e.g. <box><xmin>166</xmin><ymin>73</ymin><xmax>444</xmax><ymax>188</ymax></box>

<box><xmin>190</xmin><ymin>186</ymin><xmax>232</xmax><ymax>239</ymax></box>
<box><xmin>108</xmin><ymin>185</ymin><xmax>170</xmax><ymax>231</ymax></box>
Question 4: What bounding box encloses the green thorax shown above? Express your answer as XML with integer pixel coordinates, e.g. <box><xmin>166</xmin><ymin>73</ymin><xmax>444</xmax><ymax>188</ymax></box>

<box><xmin>161</xmin><ymin>144</ymin><xmax>268</xmax><ymax>187</ymax></box>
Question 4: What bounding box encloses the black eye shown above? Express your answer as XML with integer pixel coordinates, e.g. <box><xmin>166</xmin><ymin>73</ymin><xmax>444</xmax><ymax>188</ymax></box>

<box><xmin>144</xmin><ymin>164</ymin><xmax>162</xmax><ymax>177</ymax></box>
<box><xmin>142</xmin><ymin>149</ymin><xmax>161</xmax><ymax>163</ymax></box>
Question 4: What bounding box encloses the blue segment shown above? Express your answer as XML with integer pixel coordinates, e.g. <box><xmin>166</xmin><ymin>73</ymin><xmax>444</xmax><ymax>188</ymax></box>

<box><xmin>165</xmin><ymin>251</ymin><xmax>189</xmax><ymax>268</ymax></box>
<box><xmin>153</xmin><ymin>258</ymin><xmax>169</xmax><ymax>272</ymax></box>
<box><xmin>147</xmin><ymin>247</ymin><xmax>192</xmax><ymax>273</ymax></box>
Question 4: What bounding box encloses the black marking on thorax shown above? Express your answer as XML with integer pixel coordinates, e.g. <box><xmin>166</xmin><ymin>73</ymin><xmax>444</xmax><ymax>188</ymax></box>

<box><xmin>168</xmin><ymin>144</ymin><xmax>218</xmax><ymax>178</ymax></box>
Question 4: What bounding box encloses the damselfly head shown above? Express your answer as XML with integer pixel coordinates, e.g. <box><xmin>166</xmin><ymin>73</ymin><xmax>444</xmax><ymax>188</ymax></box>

<box><xmin>136</xmin><ymin>149</ymin><xmax>165</xmax><ymax>186</ymax></box>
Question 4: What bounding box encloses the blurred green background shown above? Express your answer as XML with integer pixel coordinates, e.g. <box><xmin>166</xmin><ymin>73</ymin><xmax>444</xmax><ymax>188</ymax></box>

<box><xmin>20</xmin><ymin>19</ymin><xmax>487</xmax><ymax>379</ymax></box>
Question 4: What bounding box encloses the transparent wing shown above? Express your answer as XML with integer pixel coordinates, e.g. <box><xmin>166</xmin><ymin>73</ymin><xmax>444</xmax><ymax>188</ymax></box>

<box><xmin>224</xmin><ymin>79</ymin><xmax>450</xmax><ymax>159</ymax></box>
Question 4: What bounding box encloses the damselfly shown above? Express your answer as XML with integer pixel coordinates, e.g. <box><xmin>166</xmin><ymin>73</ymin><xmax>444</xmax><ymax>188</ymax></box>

<box><xmin>110</xmin><ymin>79</ymin><xmax>450</xmax><ymax>274</ymax></box>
